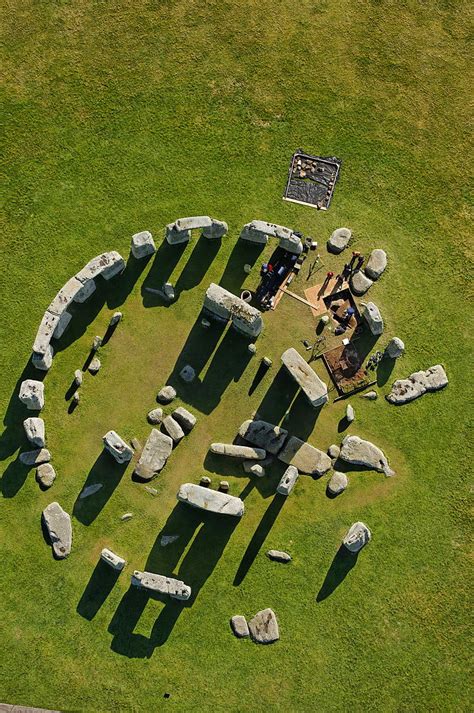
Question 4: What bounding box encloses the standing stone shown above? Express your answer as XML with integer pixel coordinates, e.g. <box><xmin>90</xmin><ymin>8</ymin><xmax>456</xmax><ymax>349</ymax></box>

<box><xmin>109</xmin><ymin>311</ymin><xmax>122</xmax><ymax>327</ymax></box>
<box><xmin>231</xmin><ymin>615</ymin><xmax>249</xmax><ymax>638</ymax></box>
<box><xmin>102</xmin><ymin>430</ymin><xmax>134</xmax><ymax>463</ymax></box>
<box><xmin>219</xmin><ymin>480</ymin><xmax>230</xmax><ymax>493</ymax></box>
<box><xmin>266</xmin><ymin>550</ymin><xmax>292</xmax><ymax>563</ymax></box>
<box><xmin>163</xmin><ymin>282</ymin><xmax>175</xmax><ymax>301</ymax></box>
<box><xmin>327</xmin><ymin>471</ymin><xmax>348</xmax><ymax>496</ymax></box>
<box><xmin>346</xmin><ymin>404</ymin><xmax>355</xmax><ymax>423</ymax></box>
<box><xmin>248</xmin><ymin>343</ymin><xmax>257</xmax><ymax>355</ymax></box>
<box><xmin>200</xmin><ymin>476</ymin><xmax>212</xmax><ymax>487</ymax></box>
<box><xmin>277</xmin><ymin>465</ymin><xmax>299</xmax><ymax>495</ymax></box>
<box><xmin>19</xmin><ymin>448</ymin><xmax>51</xmax><ymax>466</ymax></box>
<box><xmin>238</xmin><ymin>419</ymin><xmax>288</xmax><ymax>455</ymax></box>
<box><xmin>42</xmin><ymin>502</ymin><xmax>72</xmax><ymax>559</ymax></box>
<box><xmin>36</xmin><ymin>463</ymin><xmax>56</xmax><ymax>489</ymax></box>
<box><xmin>32</xmin><ymin>345</ymin><xmax>54</xmax><ymax>371</ymax></box>
<box><xmin>88</xmin><ymin>357</ymin><xmax>101</xmax><ymax>374</ymax></box>
<box><xmin>202</xmin><ymin>218</ymin><xmax>228</xmax><ymax>240</ymax></box>
<box><xmin>134</xmin><ymin>429</ymin><xmax>173</xmax><ymax>480</ymax></box>
<box><xmin>248</xmin><ymin>608</ymin><xmax>280</xmax><ymax>644</ymax></box>
<box><xmin>278</xmin><ymin>436</ymin><xmax>331</xmax><ymax>476</ymax></box>
<box><xmin>19</xmin><ymin>379</ymin><xmax>45</xmax><ymax>410</ymax></box>
<box><xmin>339</xmin><ymin>435</ymin><xmax>394</xmax><ymax>476</ymax></box>
<box><xmin>386</xmin><ymin>365</ymin><xmax>448</xmax><ymax>405</ymax></box>
<box><xmin>281</xmin><ymin>348</ymin><xmax>328</xmax><ymax>407</ymax></box>
<box><xmin>327</xmin><ymin>227</ymin><xmax>351</xmax><ymax>254</ymax></box>
<box><xmin>262</xmin><ymin>356</ymin><xmax>272</xmax><ymax>367</ymax></box>
<box><xmin>74</xmin><ymin>369</ymin><xmax>83</xmax><ymax>387</ymax></box>
<box><xmin>72</xmin><ymin>391</ymin><xmax>80</xmax><ymax>406</ymax></box>
<box><xmin>385</xmin><ymin>337</ymin><xmax>405</xmax><ymax>359</ymax></box>
<box><xmin>162</xmin><ymin>415</ymin><xmax>185</xmax><ymax>444</ymax></box>
<box><xmin>23</xmin><ymin>417</ymin><xmax>45</xmax><ymax>447</ymax></box>
<box><xmin>362</xmin><ymin>302</ymin><xmax>384</xmax><ymax>336</ymax></box>
<box><xmin>172</xmin><ymin>407</ymin><xmax>197</xmax><ymax>431</ymax></box>
<box><xmin>147</xmin><ymin>407</ymin><xmax>163</xmax><ymax>424</ymax></box>
<box><xmin>350</xmin><ymin>270</ymin><xmax>373</xmax><ymax>296</ymax></box>
<box><xmin>157</xmin><ymin>385</ymin><xmax>177</xmax><ymax>404</ymax></box>
<box><xmin>365</xmin><ymin>249</ymin><xmax>387</xmax><ymax>280</ymax></box>
<box><xmin>343</xmin><ymin>522</ymin><xmax>371</xmax><ymax>553</ymax></box>
<box><xmin>131</xmin><ymin>230</ymin><xmax>156</xmax><ymax>259</ymax></box>
<box><xmin>92</xmin><ymin>335</ymin><xmax>102</xmax><ymax>351</ymax></box>
<box><xmin>53</xmin><ymin>311</ymin><xmax>72</xmax><ymax>339</ymax></box>
<box><xmin>180</xmin><ymin>365</ymin><xmax>196</xmax><ymax>383</ymax></box>
<box><xmin>100</xmin><ymin>548</ymin><xmax>126</xmax><ymax>571</ymax></box>
<box><xmin>328</xmin><ymin>444</ymin><xmax>340</xmax><ymax>460</ymax></box>
<box><xmin>177</xmin><ymin>483</ymin><xmax>245</xmax><ymax>516</ymax></box>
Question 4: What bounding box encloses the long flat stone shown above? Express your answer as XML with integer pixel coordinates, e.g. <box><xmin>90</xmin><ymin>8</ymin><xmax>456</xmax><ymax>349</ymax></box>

<box><xmin>177</xmin><ymin>483</ymin><xmax>245</xmax><ymax>516</ymax></box>
<box><xmin>210</xmin><ymin>443</ymin><xmax>267</xmax><ymax>459</ymax></box>
<box><xmin>75</xmin><ymin>251</ymin><xmax>125</xmax><ymax>282</ymax></box>
<box><xmin>386</xmin><ymin>365</ymin><xmax>448</xmax><ymax>405</ymax></box>
<box><xmin>339</xmin><ymin>435</ymin><xmax>394</xmax><ymax>476</ymax></box>
<box><xmin>33</xmin><ymin>310</ymin><xmax>60</xmax><ymax>355</ymax></box>
<box><xmin>238</xmin><ymin>419</ymin><xmax>288</xmax><ymax>455</ymax></box>
<box><xmin>131</xmin><ymin>570</ymin><xmax>191</xmax><ymax>600</ymax></box>
<box><xmin>175</xmin><ymin>215</ymin><xmax>212</xmax><ymax>231</ymax></box>
<box><xmin>281</xmin><ymin>347</ymin><xmax>328</xmax><ymax>407</ymax></box>
<box><xmin>278</xmin><ymin>436</ymin><xmax>331</xmax><ymax>475</ymax></box>
<box><xmin>133</xmin><ymin>428</ymin><xmax>173</xmax><ymax>480</ymax></box>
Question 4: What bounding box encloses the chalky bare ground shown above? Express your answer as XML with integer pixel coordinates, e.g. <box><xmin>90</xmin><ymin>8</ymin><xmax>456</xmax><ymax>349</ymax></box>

<box><xmin>1</xmin><ymin>1</ymin><xmax>472</xmax><ymax>711</ymax></box>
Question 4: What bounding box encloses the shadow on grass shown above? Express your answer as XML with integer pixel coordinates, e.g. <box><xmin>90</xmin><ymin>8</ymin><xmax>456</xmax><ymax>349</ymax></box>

<box><xmin>316</xmin><ymin>545</ymin><xmax>358</xmax><ymax>601</ymax></box>
<box><xmin>73</xmin><ymin>451</ymin><xmax>129</xmax><ymax>525</ymax></box>
<box><xmin>141</xmin><ymin>239</ymin><xmax>187</xmax><ymax>308</ymax></box>
<box><xmin>174</xmin><ymin>234</ymin><xmax>222</xmax><ymax>298</ymax></box>
<box><xmin>109</xmin><ymin>503</ymin><xmax>240</xmax><ymax>657</ymax></box>
<box><xmin>377</xmin><ymin>356</ymin><xmax>396</xmax><ymax>386</ymax></box>
<box><xmin>77</xmin><ymin>560</ymin><xmax>122</xmax><ymax>620</ymax></box>
<box><xmin>219</xmin><ymin>240</ymin><xmax>265</xmax><ymax>295</ymax></box>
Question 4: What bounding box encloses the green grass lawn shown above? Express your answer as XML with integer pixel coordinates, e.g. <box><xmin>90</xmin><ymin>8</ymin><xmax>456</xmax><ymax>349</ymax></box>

<box><xmin>1</xmin><ymin>1</ymin><xmax>472</xmax><ymax>711</ymax></box>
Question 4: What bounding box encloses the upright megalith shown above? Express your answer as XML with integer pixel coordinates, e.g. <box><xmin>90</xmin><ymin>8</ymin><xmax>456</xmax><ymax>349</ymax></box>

<box><xmin>131</xmin><ymin>230</ymin><xmax>156</xmax><ymax>259</ymax></box>
<box><xmin>327</xmin><ymin>227</ymin><xmax>351</xmax><ymax>254</ymax></box>
<box><xmin>131</xmin><ymin>570</ymin><xmax>191</xmax><ymax>600</ymax></box>
<box><xmin>281</xmin><ymin>347</ymin><xmax>328</xmax><ymax>407</ymax></box>
<box><xmin>240</xmin><ymin>220</ymin><xmax>302</xmax><ymax>255</ymax></box>
<box><xmin>343</xmin><ymin>522</ymin><xmax>371</xmax><ymax>553</ymax></box>
<box><xmin>23</xmin><ymin>417</ymin><xmax>45</xmax><ymax>447</ymax></box>
<box><xmin>133</xmin><ymin>429</ymin><xmax>173</xmax><ymax>480</ymax></box>
<box><xmin>362</xmin><ymin>302</ymin><xmax>384</xmax><ymax>336</ymax></box>
<box><xmin>203</xmin><ymin>283</ymin><xmax>263</xmax><ymax>338</ymax></box>
<box><xmin>385</xmin><ymin>337</ymin><xmax>405</xmax><ymax>359</ymax></box>
<box><xmin>103</xmin><ymin>430</ymin><xmax>133</xmax><ymax>464</ymax></box>
<box><xmin>277</xmin><ymin>465</ymin><xmax>299</xmax><ymax>495</ymax></box>
<box><xmin>365</xmin><ymin>249</ymin><xmax>387</xmax><ymax>280</ymax></box>
<box><xmin>42</xmin><ymin>502</ymin><xmax>72</xmax><ymax>559</ymax></box>
<box><xmin>101</xmin><ymin>548</ymin><xmax>126</xmax><ymax>571</ymax></box>
<box><xmin>177</xmin><ymin>483</ymin><xmax>245</xmax><ymax>517</ymax></box>
<box><xmin>19</xmin><ymin>379</ymin><xmax>45</xmax><ymax>410</ymax></box>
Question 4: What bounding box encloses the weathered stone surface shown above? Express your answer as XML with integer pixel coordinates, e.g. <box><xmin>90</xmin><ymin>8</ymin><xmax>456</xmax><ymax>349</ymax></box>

<box><xmin>131</xmin><ymin>230</ymin><xmax>156</xmax><ymax>259</ymax></box>
<box><xmin>262</xmin><ymin>356</ymin><xmax>272</xmax><ymax>367</ymax></box>
<box><xmin>74</xmin><ymin>369</ymin><xmax>83</xmax><ymax>386</ymax></box>
<box><xmin>101</xmin><ymin>548</ymin><xmax>126</xmax><ymax>571</ymax></box>
<box><xmin>75</xmin><ymin>251</ymin><xmax>125</xmax><ymax>282</ymax></box>
<box><xmin>281</xmin><ymin>348</ymin><xmax>328</xmax><ymax>407</ymax></box>
<box><xmin>48</xmin><ymin>276</ymin><xmax>86</xmax><ymax>315</ymax></box>
<box><xmin>19</xmin><ymin>448</ymin><xmax>51</xmax><ymax>466</ymax></box>
<box><xmin>386</xmin><ymin>365</ymin><xmax>448</xmax><ymax>405</ymax></box>
<box><xmin>328</xmin><ymin>444</ymin><xmax>340</xmax><ymax>460</ymax></box>
<box><xmin>147</xmin><ymin>407</ymin><xmax>163</xmax><ymax>424</ymax></box>
<box><xmin>103</xmin><ymin>430</ymin><xmax>133</xmax><ymax>463</ymax></box>
<box><xmin>79</xmin><ymin>483</ymin><xmax>103</xmax><ymax>498</ymax></box>
<box><xmin>278</xmin><ymin>436</ymin><xmax>331</xmax><ymax>476</ymax></box>
<box><xmin>160</xmin><ymin>534</ymin><xmax>179</xmax><ymax>547</ymax></box>
<box><xmin>24</xmin><ymin>417</ymin><xmax>45</xmax><ymax>447</ymax></box>
<box><xmin>88</xmin><ymin>357</ymin><xmax>101</xmax><ymax>374</ymax></box>
<box><xmin>121</xmin><ymin>512</ymin><xmax>133</xmax><ymax>521</ymax></box>
<box><xmin>328</xmin><ymin>227</ymin><xmax>351</xmax><ymax>254</ymax></box>
<box><xmin>92</xmin><ymin>335</ymin><xmax>102</xmax><ymax>351</ymax></box>
<box><xmin>361</xmin><ymin>390</ymin><xmax>378</xmax><ymax>400</ymax></box>
<box><xmin>176</xmin><ymin>215</ymin><xmax>213</xmax><ymax>231</ymax></box>
<box><xmin>248</xmin><ymin>608</ymin><xmax>279</xmax><ymax>644</ymax></box>
<box><xmin>134</xmin><ymin>429</ymin><xmax>173</xmax><ymax>480</ymax></box>
<box><xmin>157</xmin><ymin>385</ymin><xmax>176</xmax><ymax>403</ymax></box>
<box><xmin>219</xmin><ymin>480</ymin><xmax>229</xmax><ymax>492</ymax></box>
<box><xmin>238</xmin><ymin>419</ymin><xmax>288</xmax><ymax>455</ymax></box>
<box><xmin>346</xmin><ymin>404</ymin><xmax>355</xmax><ymax>423</ymax></box>
<box><xmin>200</xmin><ymin>476</ymin><xmax>212</xmax><ymax>487</ymax></box>
<box><xmin>166</xmin><ymin>224</ymin><xmax>191</xmax><ymax>244</ymax></box>
<box><xmin>248</xmin><ymin>343</ymin><xmax>257</xmax><ymax>354</ymax></box>
<box><xmin>74</xmin><ymin>278</ymin><xmax>96</xmax><ymax>303</ymax></box>
<box><xmin>203</xmin><ymin>283</ymin><xmax>263</xmax><ymax>338</ymax></box>
<box><xmin>36</xmin><ymin>463</ymin><xmax>56</xmax><ymax>488</ymax></box>
<box><xmin>32</xmin><ymin>345</ymin><xmax>54</xmax><ymax>371</ymax></box>
<box><xmin>53</xmin><ymin>311</ymin><xmax>73</xmax><ymax>339</ymax></box>
<box><xmin>241</xmin><ymin>220</ymin><xmax>293</xmax><ymax>246</ymax></box>
<box><xmin>19</xmin><ymin>380</ymin><xmax>45</xmax><ymax>410</ymax></box>
<box><xmin>243</xmin><ymin>461</ymin><xmax>266</xmax><ymax>477</ymax></box>
<box><xmin>279</xmin><ymin>233</ymin><xmax>303</xmax><ymax>255</ymax></box>
<box><xmin>366</xmin><ymin>249</ymin><xmax>387</xmax><ymax>280</ymax></box>
<box><xmin>172</xmin><ymin>407</ymin><xmax>197</xmax><ymax>431</ymax></box>
<box><xmin>109</xmin><ymin>311</ymin><xmax>122</xmax><ymax>326</ymax></box>
<box><xmin>131</xmin><ymin>570</ymin><xmax>191</xmax><ymax>600</ymax></box>
<box><xmin>266</xmin><ymin>550</ymin><xmax>292</xmax><ymax>563</ymax></box>
<box><xmin>240</xmin><ymin>223</ymin><xmax>269</xmax><ymax>244</ymax></box>
<box><xmin>231</xmin><ymin>615</ymin><xmax>249</xmax><ymax>638</ymax></box>
<box><xmin>162</xmin><ymin>415</ymin><xmax>185</xmax><ymax>443</ymax></box>
<box><xmin>339</xmin><ymin>435</ymin><xmax>394</xmax><ymax>476</ymax></box>
<box><xmin>385</xmin><ymin>337</ymin><xmax>405</xmax><ymax>359</ymax></box>
<box><xmin>202</xmin><ymin>218</ymin><xmax>228</xmax><ymax>240</ymax></box>
<box><xmin>277</xmin><ymin>465</ymin><xmax>299</xmax><ymax>495</ymax></box>
<box><xmin>210</xmin><ymin>443</ymin><xmax>266</xmax><ymax>459</ymax></box>
<box><xmin>33</xmin><ymin>310</ymin><xmax>60</xmax><ymax>355</ymax></box>
<box><xmin>350</xmin><ymin>270</ymin><xmax>373</xmax><ymax>296</ymax></box>
<box><xmin>179</xmin><ymin>365</ymin><xmax>196</xmax><ymax>383</ymax></box>
<box><xmin>177</xmin><ymin>483</ymin><xmax>245</xmax><ymax>516</ymax></box>
<box><xmin>327</xmin><ymin>471</ymin><xmax>348</xmax><ymax>495</ymax></box>
<box><xmin>343</xmin><ymin>521</ymin><xmax>371</xmax><ymax>553</ymax></box>
<box><xmin>163</xmin><ymin>282</ymin><xmax>175</xmax><ymax>301</ymax></box>
<box><xmin>42</xmin><ymin>502</ymin><xmax>72</xmax><ymax>559</ymax></box>
<box><xmin>362</xmin><ymin>302</ymin><xmax>384</xmax><ymax>336</ymax></box>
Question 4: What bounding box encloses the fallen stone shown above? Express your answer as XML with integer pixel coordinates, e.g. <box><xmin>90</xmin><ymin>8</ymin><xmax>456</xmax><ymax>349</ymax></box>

<box><xmin>210</xmin><ymin>443</ymin><xmax>266</xmax><ymax>459</ymax></box>
<box><xmin>88</xmin><ymin>357</ymin><xmax>101</xmax><ymax>374</ymax></box>
<box><xmin>121</xmin><ymin>512</ymin><xmax>133</xmax><ymax>521</ymax></box>
<box><xmin>42</xmin><ymin>502</ymin><xmax>72</xmax><ymax>559</ymax></box>
<box><xmin>172</xmin><ymin>406</ymin><xmax>197</xmax><ymax>431</ymax></box>
<box><xmin>277</xmin><ymin>465</ymin><xmax>299</xmax><ymax>495</ymax></box>
<box><xmin>131</xmin><ymin>437</ymin><xmax>141</xmax><ymax>451</ymax></box>
<box><xmin>163</xmin><ymin>282</ymin><xmax>175</xmax><ymax>301</ymax></box>
<box><xmin>350</xmin><ymin>270</ymin><xmax>373</xmax><ymax>296</ymax></box>
<box><xmin>19</xmin><ymin>448</ymin><xmax>51</xmax><ymax>466</ymax></box>
<box><xmin>365</xmin><ymin>249</ymin><xmax>387</xmax><ymax>280</ymax></box>
<box><xmin>278</xmin><ymin>436</ymin><xmax>331</xmax><ymax>476</ymax></box>
<box><xmin>109</xmin><ymin>311</ymin><xmax>122</xmax><ymax>327</ymax></box>
<box><xmin>74</xmin><ymin>369</ymin><xmax>83</xmax><ymax>387</ymax></box>
<box><xmin>238</xmin><ymin>419</ymin><xmax>288</xmax><ymax>455</ymax></box>
<box><xmin>23</xmin><ymin>417</ymin><xmax>45</xmax><ymax>447</ymax></box>
<box><xmin>202</xmin><ymin>218</ymin><xmax>228</xmax><ymax>240</ymax></box>
<box><xmin>160</xmin><ymin>535</ymin><xmax>179</xmax><ymax>547</ymax></box>
<box><xmin>79</xmin><ymin>483</ymin><xmax>103</xmax><ymax>499</ymax></box>
<box><xmin>177</xmin><ymin>483</ymin><xmax>245</xmax><ymax>516</ymax></box>
<box><xmin>343</xmin><ymin>522</ymin><xmax>371</xmax><ymax>553</ymax></box>
<box><xmin>385</xmin><ymin>337</ymin><xmax>405</xmax><ymax>359</ymax></box>
<box><xmin>327</xmin><ymin>471</ymin><xmax>348</xmax><ymax>495</ymax></box>
<box><xmin>36</xmin><ymin>463</ymin><xmax>56</xmax><ymax>489</ymax></box>
<box><xmin>362</xmin><ymin>302</ymin><xmax>384</xmax><ymax>336</ymax></box>
<box><xmin>231</xmin><ymin>615</ymin><xmax>249</xmax><ymax>638</ymax></box>
<box><xmin>266</xmin><ymin>550</ymin><xmax>292</xmax><ymax>563</ymax></box>
<box><xmin>387</xmin><ymin>365</ymin><xmax>448</xmax><ymax>405</ymax></box>
<box><xmin>131</xmin><ymin>230</ymin><xmax>156</xmax><ymax>259</ymax></box>
<box><xmin>101</xmin><ymin>548</ymin><xmax>126</xmax><ymax>570</ymax></box>
<box><xmin>103</xmin><ymin>430</ymin><xmax>134</xmax><ymax>464</ymax></box>
<box><xmin>162</xmin><ymin>415</ymin><xmax>185</xmax><ymax>443</ymax></box>
<box><xmin>248</xmin><ymin>608</ymin><xmax>279</xmax><ymax>644</ymax></box>
<box><xmin>19</xmin><ymin>379</ymin><xmax>45</xmax><ymax>410</ymax></box>
<box><xmin>134</xmin><ymin>429</ymin><xmax>173</xmax><ymax>480</ymax></box>
<box><xmin>327</xmin><ymin>227</ymin><xmax>351</xmax><ymax>254</ymax></box>
<box><xmin>179</xmin><ymin>365</ymin><xmax>195</xmax><ymax>383</ymax></box>
<box><xmin>32</xmin><ymin>345</ymin><xmax>54</xmax><ymax>371</ymax></box>
<box><xmin>53</xmin><ymin>311</ymin><xmax>73</xmax><ymax>339</ymax></box>
<box><xmin>281</xmin><ymin>348</ymin><xmax>328</xmax><ymax>407</ymax></box>
<box><xmin>243</xmin><ymin>461</ymin><xmax>266</xmax><ymax>477</ymax></box>
<box><xmin>361</xmin><ymin>390</ymin><xmax>378</xmax><ymax>400</ymax></box>
<box><xmin>157</xmin><ymin>385</ymin><xmax>176</xmax><ymax>404</ymax></box>
<box><xmin>147</xmin><ymin>408</ymin><xmax>163</xmax><ymax>424</ymax></box>
<box><xmin>339</xmin><ymin>435</ymin><xmax>394</xmax><ymax>476</ymax></box>
<box><xmin>346</xmin><ymin>404</ymin><xmax>355</xmax><ymax>423</ymax></box>
<box><xmin>131</xmin><ymin>570</ymin><xmax>191</xmax><ymax>600</ymax></box>
<box><xmin>144</xmin><ymin>485</ymin><xmax>158</xmax><ymax>496</ymax></box>
<box><xmin>328</xmin><ymin>444</ymin><xmax>340</xmax><ymax>460</ymax></box>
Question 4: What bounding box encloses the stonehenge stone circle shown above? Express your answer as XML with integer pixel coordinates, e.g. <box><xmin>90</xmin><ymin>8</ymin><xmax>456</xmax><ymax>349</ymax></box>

<box><xmin>53</xmin><ymin>311</ymin><xmax>72</xmax><ymax>339</ymax></box>
<box><xmin>362</xmin><ymin>302</ymin><xmax>384</xmax><ymax>336</ymax></box>
<box><xmin>277</xmin><ymin>465</ymin><xmax>299</xmax><ymax>495</ymax></box>
<box><xmin>281</xmin><ymin>347</ymin><xmax>328</xmax><ymax>407</ymax></box>
<box><xmin>130</xmin><ymin>230</ymin><xmax>156</xmax><ymax>259</ymax></box>
<box><xmin>19</xmin><ymin>379</ymin><xmax>45</xmax><ymax>410</ymax></box>
<box><xmin>23</xmin><ymin>417</ymin><xmax>45</xmax><ymax>447</ymax></box>
<box><xmin>133</xmin><ymin>429</ymin><xmax>173</xmax><ymax>480</ymax></box>
<box><xmin>177</xmin><ymin>483</ymin><xmax>245</xmax><ymax>517</ymax></box>
<box><xmin>238</xmin><ymin>419</ymin><xmax>288</xmax><ymax>455</ymax></box>
<box><xmin>386</xmin><ymin>365</ymin><xmax>448</xmax><ymax>405</ymax></box>
<box><xmin>100</xmin><ymin>548</ymin><xmax>126</xmax><ymax>571</ymax></box>
<box><xmin>240</xmin><ymin>220</ymin><xmax>303</xmax><ymax>255</ymax></box>
<box><xmin>248</xmin><ymin>608</ymin><xmax>280</xmax><ymax>644</ymax></box>
<box><xmin>278</xmin><ymin>436</ymin><xmax>331</xmax><ymax>476</ymax></box>
<box><xmin>203</xmin><ymin>283</ymin><xmax>263</xmax><ymax>338</ymax></box>
<box><xmin>102</xmin><ymin>430</ymin><xmax>134</xmax><ymax>463</ymax></box>
<box><xmin>166</xmin><ymin>216</ymin><xmax>228</xmax><ymax>244</ymax></box>
<box><xmin>42</xmin><ymin>502</ymin><xmax>72</xmax><ymax>559</ymax></box>
<box><xmin>231</xmin><ymin>615</ymin><xmax>250</xmax><ymax>638</ymax></box>
<box><xmin>327</xmin><ymin>227</ymin><xmax>351</xmax><ymax>254</ymax></box>
<box><xmin>343</xmin><ymin>522</ymin><xmax>371</xmax><ymax>553</ymax></box>
<box><xmin>210</xmin><ymin>443</ymin><xmax>267</xmax><ymax>459</ymax></box>
<box><xmin>365</xmin><ymin>249</ymin><xmax>387</xmax><ymax>280</ymax></box>
<box><xmin>131</xmin><ymin>570</ymin><xmax>191</xmax><ymax>600</ymax></box>
<box><xmin>339</xmin><ymin>435</ymin><xmax>394</xmax><ymax>476</ymax></box>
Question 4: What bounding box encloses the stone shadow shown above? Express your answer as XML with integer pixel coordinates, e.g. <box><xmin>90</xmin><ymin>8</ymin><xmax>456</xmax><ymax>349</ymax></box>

<box><xmin>203</xmin><ymin>451</ymin><xmax>288</xmax><ymax>500</ymax></box>
<box><xmin>219</xmin><ymin>240</ymin><xmax>265</xmax><ymax>295</ymax></box>
<box><xmin>77</xmin><ymin>559</ymin><xmax>122</xmax><ymax>620</ymax></box>
<box><xmin>73</xmin><ymin>451</ymin><xmax>129</xmax><ymax>525</ymax></box>
<box><xmin>141</xmin><ymin>239</ymin><xmax>187</xmax><ymax>308</ymax></box>
<box><xmin>174</xmin><ymin>235</ymin><xmax>222</xmax><ymax>298</ymax></box>
<box><xmin>376</xmin><ymin>356</ymin><xmax>396</xmax><ymax>387</ymax></box>
<box><xmin>316</xmin><ymin>545</ymin><xmax>358</xmax><ymax>601</ymax></box>
<box><xmin>106</xmin><ymin>253</ymin><xmax>152</xmax><ymax>310</ymax></box>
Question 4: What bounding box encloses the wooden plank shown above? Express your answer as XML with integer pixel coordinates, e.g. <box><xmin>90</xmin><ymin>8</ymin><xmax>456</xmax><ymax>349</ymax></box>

<box><xmin>277</xmin><ymin>286</ymin><xmax>317</xmax><ymax>310</ymax></box>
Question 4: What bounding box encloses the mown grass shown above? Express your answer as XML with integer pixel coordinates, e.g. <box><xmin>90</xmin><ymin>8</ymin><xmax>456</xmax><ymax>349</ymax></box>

<box><xmin>1</xmin><ymin>1</ymin><xmax>472</xmax><ymax>711</ymax></box>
